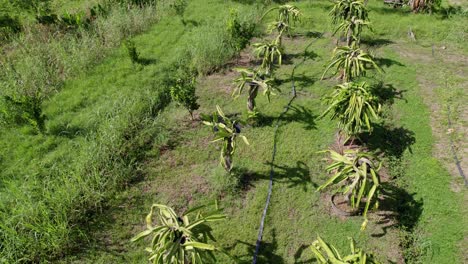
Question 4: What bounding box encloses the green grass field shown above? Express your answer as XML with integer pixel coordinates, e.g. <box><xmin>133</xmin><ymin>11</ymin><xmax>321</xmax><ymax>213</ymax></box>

<box><xmin>1</xmin><ymin>0</ymin><xmax>467</xmax><ymax>263</ymax></box>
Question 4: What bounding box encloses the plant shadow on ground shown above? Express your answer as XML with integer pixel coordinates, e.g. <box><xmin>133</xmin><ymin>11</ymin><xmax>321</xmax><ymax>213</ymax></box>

<box><xmin>255</xmin><ymin>104</ymin><xmax>318</xmax><ymax>130</ymax></box>
<box><xmin>136</xmin><ymin>57</ymin><xmax>157</xmax><ymax>66</ymax></box>
<box><xmin>282</xmin><ymin>49</ymin><xmax>319</xmax><ymax>65</ymax></box>
<box><xmin>294</xmin><ymin>244</ymin><xmax>315</xmax><ymax>264</ymax></box>
<box><xmin>227</xmin><ymin>229</ymin><xmax>285</xmax><ymax>264</ymax></box>
<box><xmin>233</xmin><ymin>161</ymin><xmax>317</xmax><ymax>192</ymax></box>
<box><xmin>275</xmin><ymin>74</ymin><xmax>317</xmax><ymax>90</ymax></box>
<box><xmin>372</xmin><ymin>182</ymin><xmax>424</xmax><ymax>238</ymax></box>
<box><xmin>372</xmin><ymin>82</ymin><xmax>407</xmax><ymax>105</ymax></box>
<box><xmin>362</xmin><ymin>123</ymin><xmax>416</xmax><ymax>158</ymax></box>
<box><xmin>375</xmin><ymin>57</ymin><xmax>405</xmax><ymax>68</ymax></box>
<box><xmin>48</xmin><ymin>123</ymin><xmax>89</xmax><ymax>138</ymax></box>
<box><xmin>293</xmin><ymin>31</ymin><xmax>324</xmax><ymax>39</ymax></box>
<box><xmin>361</xmin><ymin>37</ymin><xmax>395</xmax><ymax>47</ymax></box>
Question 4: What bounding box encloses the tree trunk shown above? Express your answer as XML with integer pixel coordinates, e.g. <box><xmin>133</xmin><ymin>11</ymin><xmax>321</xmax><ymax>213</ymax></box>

<box><xmin>223</xmin><ymin>138</ymin><xmax>233</xmax><ymax>172</ymax></box>
<box><xmin>346</xmin><ymin>27</ymin><xmax>353</xmax><ymax>46</ymax></box>
<box><xmin>247</xmin><ymin>85</ymin><xmax>258</xmax><ymax>112</ymax></box>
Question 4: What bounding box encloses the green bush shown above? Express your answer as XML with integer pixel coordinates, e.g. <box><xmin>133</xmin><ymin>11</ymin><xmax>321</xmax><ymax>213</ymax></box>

<box><xmin>226</xmin><ymin>8</ymin><xmax>256</xmax><ymax>53</ymax></box>
<box><xmin>125</xmin><ymin>39</ymin><xmax>140</xmax><ymax>64</ymax></box>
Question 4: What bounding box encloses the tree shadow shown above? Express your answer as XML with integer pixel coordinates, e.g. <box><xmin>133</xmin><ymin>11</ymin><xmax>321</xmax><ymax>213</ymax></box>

<box><xmin>233</xmin><ymin>161</ymin><xmax>317</xmax><ymax>192</ymax></box>
<box><xmin>275</xmin><ymin>75</ymin><xmax>317</xmax><ymax>90</ymax></box>
<box><xmin>362</xmin><ymin>124</ymin><xmax>416</xmax><ymax>158</ymax></box>
<box><xmin>294</xmin><ymin>244</ymin><xmax>315</xmax><ymax>264</ymax></box>
<box><xmin>361</xmin><ymin>38</ymin><xmax>394</xmax><ymax>47</ymax></box>
<box><xmin>372</xmin><ymin>82</ymin><xmax>407</xmax><ymax>104</ymax></box>
<box><xmin>183</xmin><ymin>19</ymin><xmax>200</xmax><ymax>27</ymax></box>
<box><xmin>136</xmin><ymin>57</ymin><xmax>157</xmax><ymax>66</ymax></box>
<box><xmin>48</xmin><ymin>123</ymin><xmax>89</xmax><ymax>139</ymax></box>
<box><xmin>282</xmin><ymin>49</ymin><xmax>319</xmax><ymax>65</ymax></box>
<box><xmin>257</xmin><ymin>105</ymin><xmax>318</xmax><ymax>130</ymax></box>
<box><xmin>227</xmin><ymin>229</ymin><xmax>285</xmax><ymax>264</ymax></box>
<box><xmin>294</xmin><ymin>31</ymin><xmax>324</xmax><ymax>39</ymax></box>
<box><xmin>371</xmin><ymin>182</ymin><xmax>423</xmax><ymax>238</ymax></box>
<box><xmin>269</xmin><ymin>161</ymin><xmax>317</xmax><ymax>191</ymax></box>
<box><xmin>374</xmin><ymin>57</ymin><xmax>405</xmax><ymax>68</ymax></box>
<box><xmin>282</xmin><ymin>105</ymin><xmax>318</xmax><ymax>130</ymax></box>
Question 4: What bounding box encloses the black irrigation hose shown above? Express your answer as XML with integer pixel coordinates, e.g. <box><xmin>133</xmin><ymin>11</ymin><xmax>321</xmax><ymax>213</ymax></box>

<box><xmin>447</xmin><ymin>104</ymin><xmax>467</xmax><ymax>186</ymax></box>
<box><xmin>434</xmin><ymin>52</ymin><xmax>467</xmax><ymax>186</ymax></box>
<box><xmin>252</xmin><ymin>38</ymin><xmax>319</xmax><ymax>264</ymax></box>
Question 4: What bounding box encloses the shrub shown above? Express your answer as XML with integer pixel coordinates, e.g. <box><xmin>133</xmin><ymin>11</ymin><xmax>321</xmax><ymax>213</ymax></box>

<box><xmin>226</xmin><ymin>8</ymin><xmax>256</xmax><ymax>53</ymax></box>
<box><xmin>170</xmin><ymin>0</ymin><xmax>188</xmax><ymax>24</ymax></box>
<box><xmin>322</xmin><ymin>44</ymin><xmax>382</xmax><ymax>82</ymax></box>
<box><xmin>233</xmin><ymin>67</ymin><xmax>277</xmax><ymax>112</ymax></box>
<box><xmin>310</xmin><ymin>236</ymin><xmax>381</xmax><ymax>263</ymax></box>
<box><xmin>317</xmin><ymin>149</ymin><xmax>382</xmax><ymax>230</ymax></box>
<box><xmin>0</xmin><ymin>15</ymin><xmax>22</xmax><ymax>40</ymax></box>
<box><xmin>170</xmin><ymin>75</ymin><xmax>200</xmax><ymax>120</ymax></box>
<box><xmin>202</xmin><ymin>106</ymin><xmax>249</xmax><ymax>172</ymax></box>
<box><xmin>319</xmin><ymin>82</ymin><xmax>381</xmax><ymax>139</ymax></box>
<box><xmin>253</xmin><ymin>39</ymin><xmax>283</xmax><ymax>75</ymax></box>
<box><xmin>3</xmin><ymin>94</ymin><xmax>46</xmax><ymax>133</ymax></box>
<box><xmin>125</xmin><ymin>39</ymin><xmax>140</xmax><ymax>64</ymax></box>
<box><xmin>132</xmin><ymin>203</ymin><xmax>226</xmax><ymax>264</ymax></box>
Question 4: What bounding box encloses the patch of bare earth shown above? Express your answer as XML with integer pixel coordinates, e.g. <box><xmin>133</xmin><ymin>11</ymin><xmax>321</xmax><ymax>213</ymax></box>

<box><xmin>392</xmin><ymin>41</ymin><xmax>468</xmax><ymax>262</ymax></box>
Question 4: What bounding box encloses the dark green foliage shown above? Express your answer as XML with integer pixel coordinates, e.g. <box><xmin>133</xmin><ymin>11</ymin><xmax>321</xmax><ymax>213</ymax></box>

<box><xmin>2</xmin><ymin>94</ymin><xmax>46</xmax><ymax>133</ymax></box>
<box><xmin>170</xmin><ymin>75</ymin><xmax>200</xmax><ymax>120</ymax></box>
<box><xmin>171</xmin><ymin>0</ymin><xmax>188</xmax><ymax>22</ymax></box>
<box><xmin>226</xmin><ymin>9</ymin><xmax>256</xmax><ymax>53</ymax></box>
<box><xmin>125</xmin><ymin>39</ymin><xmax>140</xmax><ymax>64</ymax></box>
<box><xmin>9</xmin><ymin>0</ymin><xmax>51</xmax><ymax>14</ymax></box>
<box><xmin>0</xmin><ymin>14</ymin><xmax>21</xmax><ymax>39</ymax></box>
<box><xmin>89</xmin><ymin>3</ymin><xmax>109</xmax><ymax>18</ymax></box>
<box><xmin>113</xmin><ymin>0</ymin><xmax>157</xmax><ymax>7</ymax></box>
<box><xmin>59</xmin><ymin>12</ymin><xmax>89</xmax><ymax>29</ymax></box>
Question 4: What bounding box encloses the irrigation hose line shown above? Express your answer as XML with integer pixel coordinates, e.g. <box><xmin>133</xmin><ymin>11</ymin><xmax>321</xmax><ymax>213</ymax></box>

<box><xmin>447</xmin><ymin>104</ymin><xmax>467</xmax><ymax>186</ymax></box>
<box><xmin>252</xmin><ymin>38</ymin><xmax>318</xmax><ymax>264</ymax></box>
<box><xmin>438</xmin><ymin>51</ymin><xmax>467</xmax><ymax>186</ymax></box>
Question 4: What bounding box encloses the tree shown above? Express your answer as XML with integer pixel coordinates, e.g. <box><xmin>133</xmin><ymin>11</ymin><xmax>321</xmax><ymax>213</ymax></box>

<box><xmin>202</xmin><ymin>106</ymin><xmax>249</xmax><ymax>172</ymax></box>
<box><xmin>321</xmin><ymin>43</ymin><xmax>382</xmax><ymax>82</ymax></box>
<box><xmin>333</xmin><ymin>16</ymin><xmax>370</xmax><ymax>46</ymax></box>
<box><xmin>170</xmin><ymin>76</ymin><xmax>199</xmax><ymax>120</ymax></box>
<box><xmin>317</xmin><ymin>149</ymin><xmax>381</xmax><ymax>230</ymax></box>
<box><xmin>262</xmin><ymin>4</ymin><xmax>301</xmax><ymax>34</ymax></box>
<box><xmin>319</xmin><ymin>82</ymin><xmax>381</xmax><ymax>139</ymax></box>
<box><xmin>329</xmin><ymin>0</ymin><xmax>368</xmax><ymax>25</ymax></box>
<box><xmin>232</xmin><ymin>68</ymin><xmax>277</xmax><ymax>113</ymax></box>
<box><xmin>131</xmin><ymin>203</ymin><xmax>226</xmax><ymax>264</ymax></box>
<box><xmin>253</xmin><ymin>39</ymin><xmax>283</xmax><ymax>76</ymax></box>
<box><xmin>310</xmin><ymin>236</ymin><xmax>381</xmax><ymax>263</ymax></box>
<box><xmin>262</xmin><ymin>4</ymin><xmax>301</xmax><ymax>42</ymax></box>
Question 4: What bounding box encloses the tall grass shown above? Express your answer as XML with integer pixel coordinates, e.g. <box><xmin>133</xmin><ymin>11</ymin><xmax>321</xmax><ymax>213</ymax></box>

<box><xmin>183</xmin><ymin>8</ymin><xmax>259</xmax><ymax>75</ymax></box>
<box><xmin>0</xmin><ymin>4</ymin><xmax>160</xmax><ymax>100</ymax></box>
<box><xmin>0</xmin><ymin>1</ymin><xmax>261</xmax><ymax>262</ymax></box>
